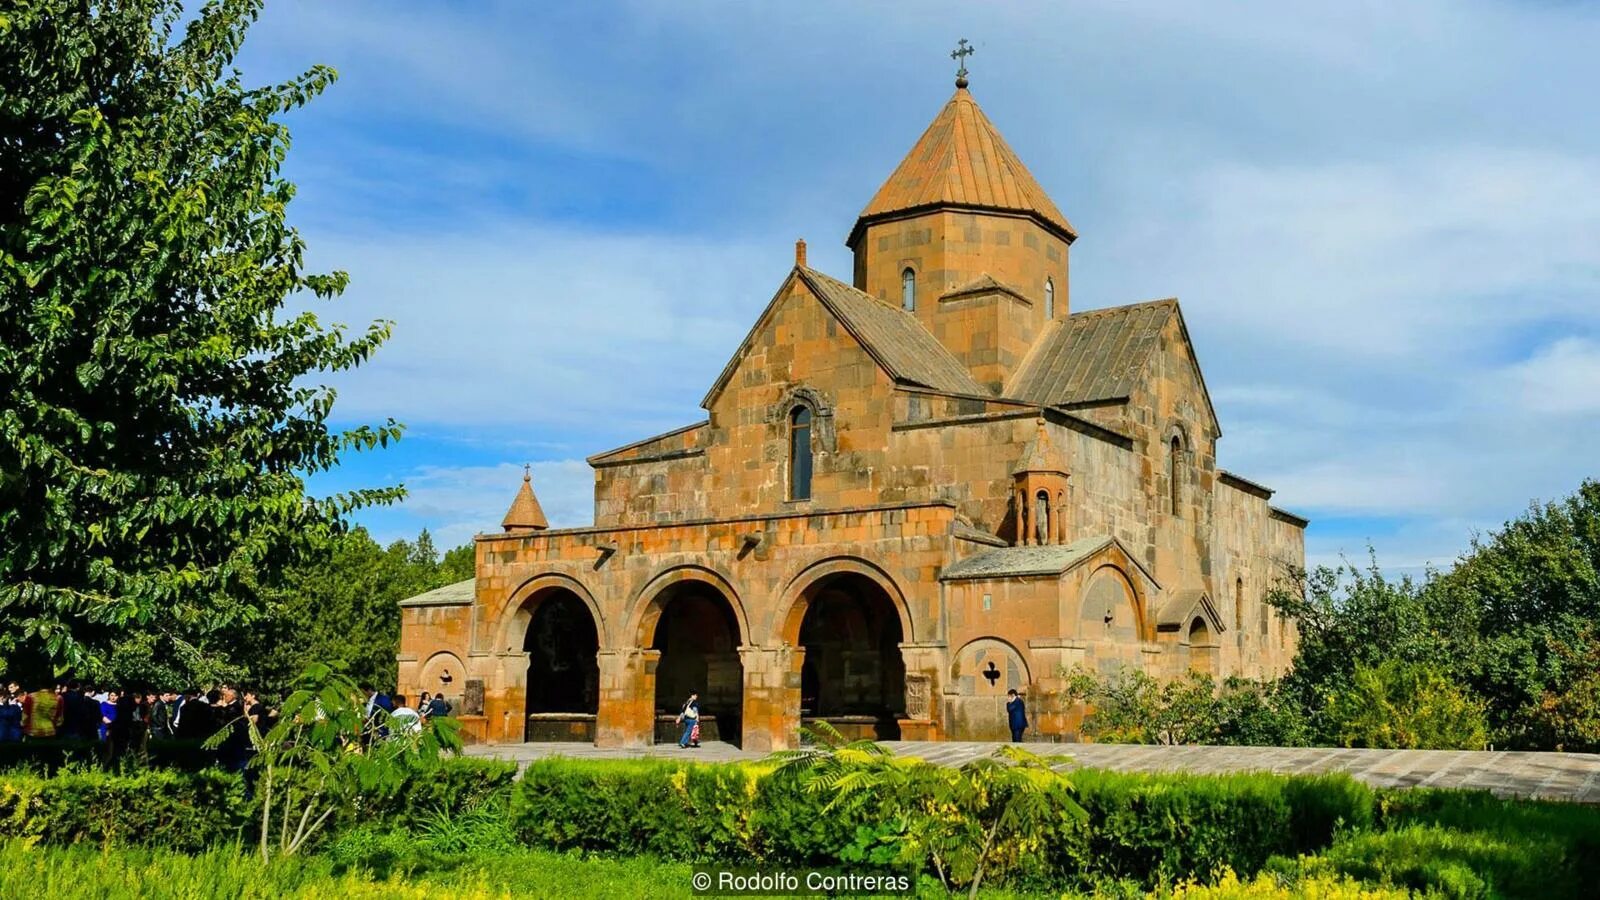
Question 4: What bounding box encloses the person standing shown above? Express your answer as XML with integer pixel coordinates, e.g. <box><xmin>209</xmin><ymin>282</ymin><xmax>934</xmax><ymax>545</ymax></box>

<box><xmin>27</xmin><ymin>685</ymin><xmax>58</xmax><ymax>739</ymax></box>
<box><xmin>98</xmin><ymin>690</ymin><xmax>119</xmax><ymax>743</ymax></box>
<box><xmin>149</xmin><ymin>692</ymin><xmax>175</xmax><ymax>740</ymax></box>
<box><xmin>1006</xmin><ymin>689</ymin><xmax>1028</xmax><ymax>743</ymax></box>
<box><xmin>0</xmin><ymin>691</ymin><xmax>23</xmax><ymax>743</ymax></box>
<box><xmin>675</xmin><ymin>691</ymin><xmax>700</xmax><ymax>749</ymax></box>
<box><xmin>425</xmin><ymin>692</ymin><xmax>451</xmax><ymax>720</ymax></box>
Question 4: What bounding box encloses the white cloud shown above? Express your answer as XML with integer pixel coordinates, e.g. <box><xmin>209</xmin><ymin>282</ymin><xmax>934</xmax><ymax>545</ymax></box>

<box><xmin>399</xmin><ymin>460</ymin><xmax>595</xmax><ymax>549</ymax></box>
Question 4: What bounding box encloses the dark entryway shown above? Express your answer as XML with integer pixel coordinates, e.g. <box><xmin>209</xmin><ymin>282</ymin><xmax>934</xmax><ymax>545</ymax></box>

<box><xmin>650</xmin><ymin>583</ymin><xmax>744</xmax><ymax>747</ymax></box>
<box><xmin>523</xmin><ymin>589</ymin><xmax>599</xmax><ymax>740</ymax></box>
<box><xmin>798</xmin><ymin>573</ymin><xmax>906</xmax><ymax>740</ymax></box>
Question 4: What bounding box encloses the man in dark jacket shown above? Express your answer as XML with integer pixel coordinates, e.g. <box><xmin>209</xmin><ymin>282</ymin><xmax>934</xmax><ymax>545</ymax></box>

<box><xmin>1006</xmin><ymin>689</ymin><xmax>1028</xmax><ymax>743</ymax></box>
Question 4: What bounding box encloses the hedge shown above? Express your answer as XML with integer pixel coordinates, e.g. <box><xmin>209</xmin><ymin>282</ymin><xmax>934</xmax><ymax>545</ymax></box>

<box><xmin>0</xmin><ymin>739</ymin><xmax>219</xmax><ymax>773</ymax></box>
<box><xmin>0</xmin><ymin>756</ymin><xmax>518</xmax><ymax>852</ymax></box>
<box><xmin>510</xmin><ymin>758</ymin><xmax>1379</xmax><ymax>888</ymax></box>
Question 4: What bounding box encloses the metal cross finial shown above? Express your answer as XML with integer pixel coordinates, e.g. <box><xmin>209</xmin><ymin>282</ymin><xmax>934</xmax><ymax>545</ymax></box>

<box><xmin>522</xmin><ymin>463</ymin><xmax>531</xmax><ymax>481</ymax></box>
<box><xmin>951</xmin><ymin>38</ymin><xmax>975</xmax><ymax>88</ymax></box>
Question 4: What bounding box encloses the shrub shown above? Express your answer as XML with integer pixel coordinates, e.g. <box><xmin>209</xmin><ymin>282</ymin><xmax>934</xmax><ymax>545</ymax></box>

<box><xmin>0</xmin><ymin>767</ymin><xmax>249</xmax><ymax>851</ymax></box>
<box><xmin>1059</xmin><ymin>769</ymin><xmax>1374</xmax><ymax>887</ymax></box>
<box><xmin>0</xmin><ymin>756</ymin><xmax>514</xmax><ymax>853</ymax></box>
<box><xmin>1324</xmin><ymin>660</ymin><xmax>1489</xmax><ymax>749</ymax></box>
<box><xmin>513</xmin><ymin>755</ymin><xmax>1378</xmax><ymax>889</ymax></box>
<box><xmin>0</xmin><ymin>738</ymin><xmax>220</xmax><ymax>773</ymax></box>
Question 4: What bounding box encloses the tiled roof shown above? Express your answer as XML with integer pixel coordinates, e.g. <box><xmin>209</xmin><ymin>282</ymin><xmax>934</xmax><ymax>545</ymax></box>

<box><xmin>1006</xmin><ymin>299</ymin><xmax>1177</xmax><ymax>406</ymax></box>
<box><xmin>850</xmin><ymin>88</ymin><xmax>1075</xmax><ymax>246</ymax></box>
<box><xmin>798</xmin><ymin>268</ymin><xmax>986</xmax><ymax>396</ymax></box>
<box><xmin>940</xmin><ymin>535</ymin><xmax>1116</xmax><ymax>580</ymax></box>
<box><xmin>502</xmin><ymin>473</ymin><xmax>549</xmax><ymax>530</ymax></box>
<box><xmin>398</xmin><ymin>579</ymin><xmax>474</xmax><ymax>608</ymax></box>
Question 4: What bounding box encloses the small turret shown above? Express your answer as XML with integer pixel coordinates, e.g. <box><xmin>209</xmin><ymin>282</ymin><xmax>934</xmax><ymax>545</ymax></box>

<box><xmin>502</xmin><ymin>465</ymin><xmax>549</xmax><ymax>533</ymax></box>
<box><xmin>1012</xmin><ymin>418</ymin><xmax>1069</xmax><ymax>546</ymax></box>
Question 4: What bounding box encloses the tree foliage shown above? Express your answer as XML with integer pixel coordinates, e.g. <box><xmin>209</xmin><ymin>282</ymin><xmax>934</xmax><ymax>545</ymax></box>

<box><xmin>1323</xmin><ymin>660</ymin><xmax>1488</xmax><ymax>750</ymax></box>
<box><xmin>1270</xmin><ymin>479</ymin><xmax>1600</xmax><ymax>751</ymax></box>
<box><xmin>0</xmin><ymin>0</ymin><xmax>401</xmax><ymax>676</ymax></box>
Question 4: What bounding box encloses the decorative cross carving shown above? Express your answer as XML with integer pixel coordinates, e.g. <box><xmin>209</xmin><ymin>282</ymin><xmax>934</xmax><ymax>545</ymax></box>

<box><xmin>951</xmin><ymin>38</ymin><xmax>975</xmax><ymax>88</ymax></box>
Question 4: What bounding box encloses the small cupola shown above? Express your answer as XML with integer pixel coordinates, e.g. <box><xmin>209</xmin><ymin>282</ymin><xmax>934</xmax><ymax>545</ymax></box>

<box><xmin>1012</xmin><ymin>418</ymin><xmax>1070</xmax><ymax>546</ymax></box>
<box><xmin>502</xmin><ymin>465</ymin><xmax>549</xmax><ymax>533</ymax></box>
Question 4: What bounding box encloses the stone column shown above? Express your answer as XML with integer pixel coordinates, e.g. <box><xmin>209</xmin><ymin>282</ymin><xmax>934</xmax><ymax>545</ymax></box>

<box><xmin>484</xmin><ymin>650</ymin><xmax>530</xmax><ymax>743</ymax></box>
<box><xmin>896</xmin><ymin>641</ymin><xmax>947</xmax><ymax>741</ymax></box>
<box><xmin>739</xmin><ymin>644</ymin><xmax>803</xmax><ymax>752</ymax></box>
<box><xmin>595</xmin><ymin>648</ymin><xmax>659</xmax><ymax>748</ymax></box>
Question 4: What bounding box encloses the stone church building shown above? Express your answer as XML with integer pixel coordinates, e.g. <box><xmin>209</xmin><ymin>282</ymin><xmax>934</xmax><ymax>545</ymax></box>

<box><xmin>398</xmin><ymin>80</ymin><xmax>1306</xmax><ymax>749</ymax></box>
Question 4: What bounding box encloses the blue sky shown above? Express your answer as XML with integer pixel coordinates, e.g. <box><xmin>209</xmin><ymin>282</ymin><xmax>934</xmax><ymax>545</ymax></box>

<box><xmin>237</xmin><ymin>1</ymin><xmax>1600</xmax><ymax>571</ymax></box>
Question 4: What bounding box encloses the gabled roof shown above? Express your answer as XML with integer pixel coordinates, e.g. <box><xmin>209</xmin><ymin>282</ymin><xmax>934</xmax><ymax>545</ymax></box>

<box><xmin>1005</xmin><ymin>298</ymin><xmax>1221</xmax><ymax>434</ymax></box>
<box><xmin>941</xmin><ymin>273</ymin><xmax>1030</xmax><ymax>305</ymax></box>
<box><xmin>702</xmin><ymin>267</ymin><xmax>985</xmax><ymax>408</ymax></box>
<box><xmin>849</xmin><ymin>87</ymin><xmax>1075</xmax><ymax>248</ymax></box>
<box><xmin>1156</xmin><ymin>588</ymin><xmax>1225</xmax><ymax>633</ymax></box>
<box><xmin>940</xmin><ymin>534</ymin><xmax>1160</xmax><ymax>588</ymax></box>
<box><xmin>398</xmin><ymin>579</ymin><xmax>474</xmax><ymax>608</ymax></box>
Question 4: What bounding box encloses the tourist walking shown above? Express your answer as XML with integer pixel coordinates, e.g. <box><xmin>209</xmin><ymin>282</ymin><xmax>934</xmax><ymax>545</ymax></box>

<box><xmin>1006</xmin><ymin>689</ymin><xmax>1028</xmax><ymax>743</ymax></box>
<box><xmin>675</xmin><ymin>691</ymin><xmax>701</xmax><ymax>748</ymax></box>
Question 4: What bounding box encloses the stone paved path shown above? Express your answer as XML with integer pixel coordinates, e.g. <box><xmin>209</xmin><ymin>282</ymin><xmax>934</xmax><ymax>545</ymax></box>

<box><xmin>465</xmin><ymin>741</ymin><xmax>1600</xmax><ymax>803</ymax></box>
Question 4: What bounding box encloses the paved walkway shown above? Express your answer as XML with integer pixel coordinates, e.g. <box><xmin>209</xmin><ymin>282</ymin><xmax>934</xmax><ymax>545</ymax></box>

<box><xmin>464</xmin><ymin>741</ymin><xmax>1600</xmax><ymax>803</ymax></box>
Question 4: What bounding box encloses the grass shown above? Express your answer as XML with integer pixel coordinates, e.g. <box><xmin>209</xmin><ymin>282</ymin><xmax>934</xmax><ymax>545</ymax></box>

<box><xmin>0</xmin><ymin>840</ymin><xmax>696</xmax><ymax>899</ymax></box>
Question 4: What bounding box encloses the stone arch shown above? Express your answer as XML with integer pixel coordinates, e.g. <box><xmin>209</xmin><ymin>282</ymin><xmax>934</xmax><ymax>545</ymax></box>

<box><xmin>630</xmin><ymin>565</ymin><xmax>748</xmax><ymax>747</ymax></box>
<box><xmin>770</xmin><ymin>384</ymin><xmax>836</xmax><ymax>453</ymax></box>
<box><xmin>948</xmin><ymin>637</ymin><xmax>1031</xmax><ymax>694</ymax></box>
<box><xmin>495</xmin><ymin>573</ymin><xmax>606</xmax><ymax>740</ymax></box>
<box><xmin>778</xmin><ymin>556</ymin><xmax>911</xmax><ymax>741</ymax></box>
<box><xmin>946</xmin><ymin>637</ymin><xmax>1032</xmax><ymax>741</ymax></box>
<box><xmin>774</xmin><ymin>556</ymin><xmax>913</xmax><ymax>647</ymax></box>
<box><xmin>417</xmin><ymin>651</ymin><xmax>466</xmax><ymax>700</ymax></box>
<box><xmin>626</xmin><ymin>565</ymin><xmax>750</xmax><ymax>649</ymax></box>
<box><xmin>497</xmin><ymin>572</ymin><xmax>608</xmax><ymax>652</ymax></box>
<box><xmin>1079</xmin><ymin>564</ymin><xmax>1149</xmax><ymax>642</ymax></box>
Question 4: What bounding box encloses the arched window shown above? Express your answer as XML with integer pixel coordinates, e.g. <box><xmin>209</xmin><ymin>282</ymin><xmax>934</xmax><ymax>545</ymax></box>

<box><xmin>789</xmin><ymin>406</ymin><xmax>813</xmax><ymax>500</ymax></box>
<box><xmin>1169</xmin><ymin>436</ymin><xmax>1183</xmax><ymax>518</ymax></box>
<box><xmin>1235</xmin><ymin>577</ymin><xmax>1245</xmax><ymax>633</ymax></box>
<box><xmin>1044</xmin><ymin>277</ymin><xmax>1055</xmax><ymax>320</ymax></box>
<box><xmin>1034</xmin><ymin>490</ymin><xmax>1051</xmax><ymax>545</ymax></box>
<box><xmin>901</xmin><ymin>268</ymin><xmax>916</xmax><ymax>312</ymax></box>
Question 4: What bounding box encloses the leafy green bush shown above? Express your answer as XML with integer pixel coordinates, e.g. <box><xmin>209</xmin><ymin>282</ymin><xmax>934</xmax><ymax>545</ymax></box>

<box><xmin>0</xmin><ymin>767</ymin><xmax>250</xmax><ymax>851</ymax></box>
<box><xmin>1324</xmin><ymin>660</ymin><xmax>1489</xmax><ymax>750</ymax></box>
<box><xmin>513</xmin><ymin>756</ymin><xmax>1378</xmax><ymax>889</ymax></box>
<box><xmin>0</xmin><ymin>755</ymin><xmax>515</xmax><ymax>853</ymax></box>
<box><xmin>0</xmin><ymin>739</ymin><xmax>219</xmax><ymax>773</ymax></box>
<box><xmin>1058</xmin><ymin>769</ymin><xmax>1374</xmax><ymax>887</ymax></box>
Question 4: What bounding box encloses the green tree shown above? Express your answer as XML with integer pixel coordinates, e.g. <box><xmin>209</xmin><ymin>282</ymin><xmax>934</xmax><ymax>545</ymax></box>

<box><xmin>1323</xmin><ymin>660</ymin><xmax>1488</xmax><ymax>750</ymax></box>
<box><xmin>0</xmin><ymin>1</ymin><xmax>401</xmax><ymax>679</ymax></box>
<box><xmin>255</xmin><ymin>528</ymin><xmax>472</xmax><ymax>695</ymax></box>
<box><xmin>1432</xmin><ymin>480</ymin><xmax>1600</xmax><ymax>748</ymax></box>
<box><xmin>207</xmin><ymin>661</ymin><xmax>461</xmax><ymax>861</ymax></box>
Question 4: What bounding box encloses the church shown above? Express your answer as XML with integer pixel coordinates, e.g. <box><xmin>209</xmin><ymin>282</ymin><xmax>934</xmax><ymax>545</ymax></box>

<box><xmin>397</xmin><ymin>70</ymin><xmax>1306</xmax><ymax>749</ymax></box>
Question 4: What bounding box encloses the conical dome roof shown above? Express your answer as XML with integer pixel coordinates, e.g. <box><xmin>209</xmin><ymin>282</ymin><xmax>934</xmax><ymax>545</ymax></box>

<box><xmin>849</xmin><ymin>87</ymin><xmax>1075</xmax><ymax>248</ymax></box>
<box><xmin>502</xmin><ymin>468</ymin><xmax>549</xmax><ymax>532</ymax></box>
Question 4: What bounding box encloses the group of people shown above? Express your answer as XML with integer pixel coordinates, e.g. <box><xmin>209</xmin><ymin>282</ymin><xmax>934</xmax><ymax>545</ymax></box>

<box><xmin>0</xmin><ymin>680</ymin><xmax>268</xmax><ymax>769</ymax></box>
<box><xmin>361</xmin><ymin>685</ymin><xmax>452</xmax><ymax>739</ymax></box>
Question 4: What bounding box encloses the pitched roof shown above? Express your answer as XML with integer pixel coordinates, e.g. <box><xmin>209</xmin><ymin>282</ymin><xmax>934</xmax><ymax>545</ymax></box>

<box><xmin>1006</xmin><ymin>298</ymin><xmax>1178</xmax><ymax>407</ymax></box>
<box><xmin>849</xmin><ymin>88</ymin><xmax>1075</xmax><ymax>247</ymax></box>
<box><xmin>702</xmin><ymin>268</ymin><xmax>986</xmax><ymax>408</ymax></box>
<box><xmin>939</xmin><ymin>534</ymin><xmax>1160</xmax><ymax>588</ymax></box>
<box><xmin>941</xmin><ymin>273</ymin><xmax>1030</xmax><ymax>305</ymax></box>
<box><xmin>398</xmin><ymin>579</ymin><xmax>474</xmax><ymax>608</ymax></box>
<box><xmin>798</xmin><ymin>268</ymin><xmax>986</xmax><ymax>395</ymax></box>
<box><xmin>1013</xmin><ymin>418</ymin><xmax>1067</xmax><ymax>475</ymax></box>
